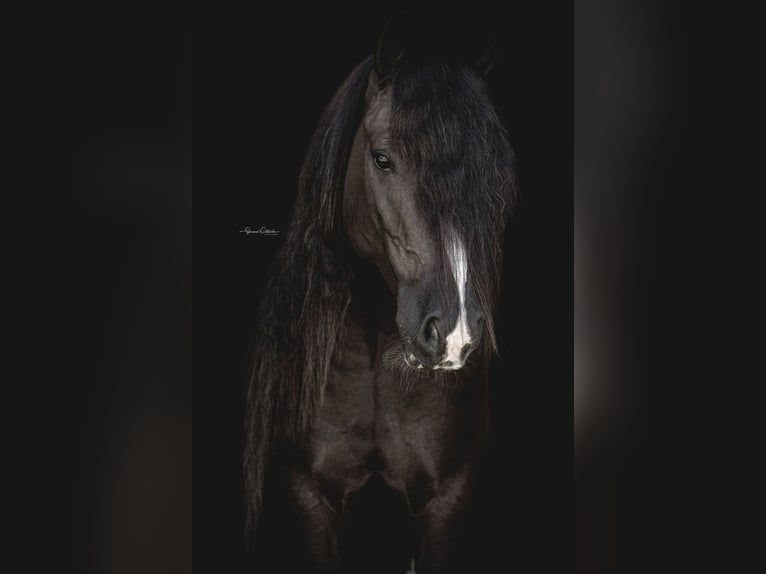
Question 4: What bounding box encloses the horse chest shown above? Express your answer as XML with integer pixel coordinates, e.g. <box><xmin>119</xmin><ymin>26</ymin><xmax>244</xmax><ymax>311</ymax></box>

<box><xmin>308</xmin><ymin>357</ymin><xmax>478</xmax><ymax>494</ymax></box>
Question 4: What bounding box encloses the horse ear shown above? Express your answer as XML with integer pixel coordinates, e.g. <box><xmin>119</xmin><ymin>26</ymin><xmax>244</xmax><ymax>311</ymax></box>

<box><xmin>375</xmin><ymin>15</ymin><xmax>410</xmax><ymax>80</ymax></box>
<box><xmin>376</xmin><ymin>13</ymin><xmax>498</xmax><ymax>80</ymax></box>
<box><xmin>471</xmin><ymin>35</ymin><xmax>497</xmax><ymax>77</ymax></box>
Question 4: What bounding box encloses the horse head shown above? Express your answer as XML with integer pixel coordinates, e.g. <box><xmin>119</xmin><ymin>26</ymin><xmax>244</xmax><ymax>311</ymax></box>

<box><xmin>342</xmin><ymin>20</ymin><xmax>514</xmax><ymax>371</ymax></box>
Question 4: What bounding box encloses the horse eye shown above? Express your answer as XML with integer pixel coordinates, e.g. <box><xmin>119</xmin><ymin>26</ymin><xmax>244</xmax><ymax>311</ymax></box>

<box><xmin>372</xmin><ymin>152</ymin><xmax>392</xmax><ymax>172</ymax></box>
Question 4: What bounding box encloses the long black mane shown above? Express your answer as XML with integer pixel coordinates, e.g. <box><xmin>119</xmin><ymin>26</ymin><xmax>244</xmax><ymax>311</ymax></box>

<box><xmin>244</xmin><ymin>53</ymin><xmax>514</xmax><ymax>532</ymax></box>
<box><xmin>386</xmin><ymin>55</ymin><xmax>515</xmax><ymax>351</ymax></box>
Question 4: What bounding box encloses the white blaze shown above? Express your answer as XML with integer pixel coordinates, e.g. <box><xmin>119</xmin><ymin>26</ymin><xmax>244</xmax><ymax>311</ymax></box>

<box><xmin>442</xmin><ymin>233</ymin><xmax>471</xmax><ymax>368</ymax></box>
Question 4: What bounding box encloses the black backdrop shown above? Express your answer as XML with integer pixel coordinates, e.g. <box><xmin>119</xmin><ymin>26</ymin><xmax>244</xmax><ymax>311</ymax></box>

<box><xmin>195</xmin><ymin>5</ymin><xmax>572</xmax><ymax>571</ymax></box>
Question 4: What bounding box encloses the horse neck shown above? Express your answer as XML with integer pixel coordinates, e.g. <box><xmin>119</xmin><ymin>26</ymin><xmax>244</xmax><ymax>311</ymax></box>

<box><xmin>337</xmin><ymin>254</ymin><xmax>398</xmax><ymax>366</ymax></box>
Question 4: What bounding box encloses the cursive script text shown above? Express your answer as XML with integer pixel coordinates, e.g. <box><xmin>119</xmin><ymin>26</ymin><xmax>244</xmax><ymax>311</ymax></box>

<box><xmin>239</xmin><ymin>226</ymin><xmax>280</xmax><ymax>236</ymax></box>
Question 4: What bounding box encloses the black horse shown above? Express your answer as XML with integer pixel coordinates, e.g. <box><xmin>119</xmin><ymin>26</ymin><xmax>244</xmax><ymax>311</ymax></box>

<box><xmin>245</xmin><ymin>22</ymin><xmax>515</xmax><ymax>573</ymax></box>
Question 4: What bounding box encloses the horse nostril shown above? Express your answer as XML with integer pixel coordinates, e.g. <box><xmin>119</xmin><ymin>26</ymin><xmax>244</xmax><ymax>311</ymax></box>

<box><xmin>426</xmin><ymin>318</ymin><xmax>439</xmax><ymax>342</ymax></box>
<box><xmin>416</xmin><ymin>315</ymin><xmax>443</xmax><ymax>359</ymax></box>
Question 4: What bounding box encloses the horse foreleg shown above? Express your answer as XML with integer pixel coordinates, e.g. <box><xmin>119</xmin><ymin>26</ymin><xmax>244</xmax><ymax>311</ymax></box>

<box><xmin>289</xmin><ymin>472</ymin><xmax>340</xmax><ymax>573</ymax></box>
<box><xmin>414</xmin><ymin>474</ymin><xmax>474</xmax><ymax>574</ymax></box>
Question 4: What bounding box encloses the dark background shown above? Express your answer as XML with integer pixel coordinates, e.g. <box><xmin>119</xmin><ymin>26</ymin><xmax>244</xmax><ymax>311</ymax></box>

<box><xmin>195</xmin><ymin>4</ymin><xmax>572</xmax><ymax>572</ymax></box>
<box><xmin>3</xmin><ymin>7</ymin><xmax>192</xmax><ymax>574</ymax></box>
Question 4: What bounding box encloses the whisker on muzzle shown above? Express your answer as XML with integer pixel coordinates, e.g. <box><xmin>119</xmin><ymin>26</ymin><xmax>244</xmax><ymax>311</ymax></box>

<box><xmin>381</xmin><ymin>337</ymin><xmax>462</xmax><ymax>392</ymax></box>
